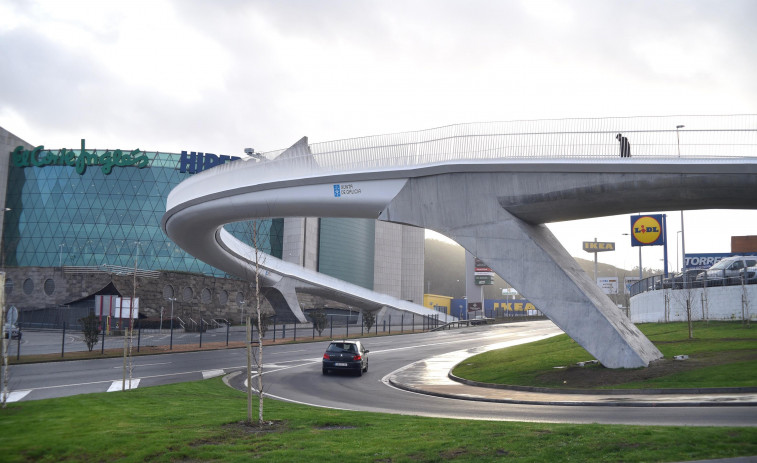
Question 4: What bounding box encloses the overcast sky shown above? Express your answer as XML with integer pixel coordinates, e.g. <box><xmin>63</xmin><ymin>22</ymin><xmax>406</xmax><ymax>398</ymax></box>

<box><xmin>1</xmin><ymin>0</ymin><xmax>755</xmax><ymax>272</ymax></box>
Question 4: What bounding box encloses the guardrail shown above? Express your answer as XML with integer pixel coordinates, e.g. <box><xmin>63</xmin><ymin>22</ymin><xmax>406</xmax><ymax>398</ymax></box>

<box><xmin>169</xmin><ymin>115</ymin><xmax>757</xmax><ymax>212</ymax></box>
<box><xmin>630</xmin><ymin>271</ymin><xmax>756</xmax><ymax>296</ymax></box>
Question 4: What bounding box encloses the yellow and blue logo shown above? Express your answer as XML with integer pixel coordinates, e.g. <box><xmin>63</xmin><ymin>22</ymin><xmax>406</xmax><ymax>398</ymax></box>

<box><xmin>630</xmin><ymin>215</ymin><xmax>664</xmax><ymax>246</ymax></box>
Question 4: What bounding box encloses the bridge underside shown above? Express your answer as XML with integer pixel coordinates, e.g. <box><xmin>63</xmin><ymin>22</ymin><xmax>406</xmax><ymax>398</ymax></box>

<box><xmin>164</xmin><ymin>132</ymin><xmax>757</xmax><ymax>369</ymax></box>
<box><xmin>379</xmin><ymin>170</ymin><xmax>756</xmax><ymax>368</ymax></box>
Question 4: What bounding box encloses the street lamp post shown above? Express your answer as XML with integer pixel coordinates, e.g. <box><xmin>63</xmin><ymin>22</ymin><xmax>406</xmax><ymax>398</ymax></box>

<box><xmin>622</xmin><ymin>232</ymin><xmax>642</xmax><ymax>281</ymax></box>
<box><xmin>168</xmin><ymin>297</ymin><xmax>177</xmax><ymax>349</ymax></box>
<box><xmin>677</xmin><ymin>125</ymin><xmax>686</xmax><ymax>285</ymax></box>
<box><xmin>58</xmin><ymin>243</ymin><xmax>65</xmax><ymax>267</ymax></box>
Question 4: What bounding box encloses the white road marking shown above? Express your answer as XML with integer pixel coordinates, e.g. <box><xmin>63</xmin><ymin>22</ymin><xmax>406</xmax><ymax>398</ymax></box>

<box><xmin>112</xmin><ymin>361</ymin><xmax>171</xmax><ymax>369</ymax></box>
<box><xmin>107</xmin><ymin>379</ymin><xmax>140</xmax><ymax>392</ymax></box>
<box><xmin>202</xmin><ymin>369</ymin><xmax>225</xmax><ymax>379</ymax></box>
<box><xmin>5</xmin><ymin>390</ymin><xmax>31</xmax><ymax>402</ymax></box>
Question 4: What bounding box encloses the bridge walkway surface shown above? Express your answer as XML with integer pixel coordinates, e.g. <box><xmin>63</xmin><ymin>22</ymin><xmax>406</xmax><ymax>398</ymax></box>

<box><xmin>163</xmin><ymin>115</ymin><xmax>757</xmax><ymax>370</ymax></box>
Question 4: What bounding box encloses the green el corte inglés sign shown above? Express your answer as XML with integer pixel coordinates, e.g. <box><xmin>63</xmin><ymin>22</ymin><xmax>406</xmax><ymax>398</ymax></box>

<box><xmin>11</xmin><ymin>139</ymin><xmax>149</xmax><ymax>175</ymax></box>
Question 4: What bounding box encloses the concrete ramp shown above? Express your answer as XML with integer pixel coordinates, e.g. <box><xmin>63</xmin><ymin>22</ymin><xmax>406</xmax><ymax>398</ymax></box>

<box><xmin>163</xmin><ymin>117</ymin><xmax>757</xmax><ymax>368</ymax></box>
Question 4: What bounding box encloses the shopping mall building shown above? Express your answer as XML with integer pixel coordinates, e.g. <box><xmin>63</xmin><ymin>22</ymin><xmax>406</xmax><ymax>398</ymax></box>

<box><xmin>0</xmin><ymin>127</ymin><xmax>424</xmax><ymax>326</ymax></box>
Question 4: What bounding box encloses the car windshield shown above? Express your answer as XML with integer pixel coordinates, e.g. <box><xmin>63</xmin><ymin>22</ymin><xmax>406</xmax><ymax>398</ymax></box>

<box><xmin>709</xmin><ymin>259</ymin><xmax>733</xmax><ymax>270</ymax></box>
<box><xmin>327</xmin><ymin>343</ymin><xmax>357</xmax><ymax>353</ymax></box>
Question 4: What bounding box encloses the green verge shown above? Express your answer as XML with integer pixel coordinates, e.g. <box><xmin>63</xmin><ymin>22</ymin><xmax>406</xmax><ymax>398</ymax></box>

<box><xmin>452</xmin><ymin>321</ymin><xmax>757</xmax><ymax>389</ymax></box>
<box><xmin>1</xmin><ymin>378</ymin><xmax>756</xmax><ymax>463</ymax></box>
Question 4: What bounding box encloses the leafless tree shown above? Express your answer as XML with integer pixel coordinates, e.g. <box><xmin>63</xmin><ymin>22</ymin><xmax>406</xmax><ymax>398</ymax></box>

<box><xmin>670</xmin><ymin>281</ymin><xmax>696</xmax><ymax>339</ymax></box>
<box><xmin>243</xmin><ymin>219</ymin><xmax>268</xmax><ymax>426</ymax></box>
<box><xmin>741</xmin><ymin>275</ymin><xmax>751</xmax><ymax>327</ymax></box>
<box><xmin>1</xmin><ymin>272</ymin><xmax>8</xmax><ymax>408</ymax></box>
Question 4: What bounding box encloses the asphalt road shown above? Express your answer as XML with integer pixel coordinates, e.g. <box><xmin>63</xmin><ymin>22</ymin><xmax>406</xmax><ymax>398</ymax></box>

<box><xmin>5</xmin><ymin>320</ymin><xmax>757</xmax><ymax>427</ymax></box>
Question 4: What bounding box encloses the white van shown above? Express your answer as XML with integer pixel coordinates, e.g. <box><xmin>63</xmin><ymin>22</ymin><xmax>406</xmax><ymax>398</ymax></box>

<box><xmin>696</xmin><ymin>255</ymin><xmax>757</xmax><ymax>285</ymax></box>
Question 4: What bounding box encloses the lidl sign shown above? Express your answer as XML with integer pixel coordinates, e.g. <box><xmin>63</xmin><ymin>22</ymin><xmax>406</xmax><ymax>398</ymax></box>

<box><xmin>630</xmin><ymin>214</ymin><xmax>665</xmax><ymax>246</ymax></box>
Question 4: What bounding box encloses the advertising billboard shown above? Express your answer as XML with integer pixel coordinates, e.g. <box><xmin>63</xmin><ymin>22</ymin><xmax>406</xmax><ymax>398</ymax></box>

<box><xmin>630</xmin><ymin>214</ymin><xmax>666</xmax><ymax>247</ymax></box>
<box><xmin>684</xmin><ymin>252</ymin><xmax>757</xmax><ymax>270</ymax></box>
<box><xmin>583</xmin><ymin>241</ymin><xmax>615</xmax><ymax>252</ymax></box>
<box><xmin>597</xmin><ymin>277</ymin><xmax>619</xmax><ymax>295</ymax></box>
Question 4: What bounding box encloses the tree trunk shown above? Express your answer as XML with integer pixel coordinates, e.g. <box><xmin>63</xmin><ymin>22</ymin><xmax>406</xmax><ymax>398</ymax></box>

<box><xmin>246</xmin><ymin>312</ymin><xmax>252</xmax><ymax>423</ymax></box>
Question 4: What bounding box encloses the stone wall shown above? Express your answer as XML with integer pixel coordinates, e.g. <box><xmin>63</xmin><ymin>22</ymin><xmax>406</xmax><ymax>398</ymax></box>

<box><xmin>3</xmin><ymin>266</ymin><xmax>370</xmax><ymax>324</ymax></box>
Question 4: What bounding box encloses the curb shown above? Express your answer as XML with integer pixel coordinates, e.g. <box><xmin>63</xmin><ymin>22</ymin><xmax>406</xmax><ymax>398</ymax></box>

<box><xmin>447</xmin><ymin>372</ymin><xmax>757</xmax><ymax>396</ymax></box>
<box><xmin>388</xmin><ymin>375</ymin><xmax>757</xmax><ymax>407</ymax></box>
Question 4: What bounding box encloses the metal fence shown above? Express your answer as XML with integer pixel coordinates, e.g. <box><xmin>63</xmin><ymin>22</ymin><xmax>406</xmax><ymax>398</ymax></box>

<box><xmin>630</xmin><ymin>271</ymin><xmax>757</xmax><ymax>297</ymax></box>
<box><xmin>6</xmin><ymin>312</ymin><xmax>447</xmax><ymax>359</ymax></box>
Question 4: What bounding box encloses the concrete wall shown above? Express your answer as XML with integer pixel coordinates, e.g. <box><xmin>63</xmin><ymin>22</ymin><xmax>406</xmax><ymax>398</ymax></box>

<box><xmin>401</xmin><ymin>225</ymin><xmax>424</xmax><ymax>304</ymax></box>
<box><xmin>282</xmin><ymin>217</ymin><xmax>320</xmax><ymax>270</ymax></box>
<box><xmin>631</xmin><ymin>285</ymin><xmax>757</xmax><ymax>323</ymax></box>
<box><xmin>4</xmin><ymin>267</ymin><xmax>267</xmax><ymax>323</ymax></box>
<box><xmin>374</xmin><ymin>221</ymin><xmax>402</xmax><ymax>299</ymax></box>
<box><xmin>373</xmin><ymin>221</ymin><xmax>425</xmax><ymax>304</ymax></box>
<box><xmin>6</xmin><ymin>266</ymin><xmax>391</xmax><ymax>325</ymax></box>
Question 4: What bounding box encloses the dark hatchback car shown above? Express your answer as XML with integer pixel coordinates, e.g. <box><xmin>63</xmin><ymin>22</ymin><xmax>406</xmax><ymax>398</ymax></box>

<box><xmin>322</xmin><ymin>340</ymin><xmax>369</xmax><ymax>376</ymax></box>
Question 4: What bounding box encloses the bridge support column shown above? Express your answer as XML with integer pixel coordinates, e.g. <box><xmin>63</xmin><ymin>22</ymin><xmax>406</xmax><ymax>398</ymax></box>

<box><xmin>380</xmin><ymin>176</ymin><xmax>662</xmax><ymax>368</ymax></box>
<box><xmin>262</xmin><ymin>277</ymin><xmax>308</xmax><ymax>323</ymax></box>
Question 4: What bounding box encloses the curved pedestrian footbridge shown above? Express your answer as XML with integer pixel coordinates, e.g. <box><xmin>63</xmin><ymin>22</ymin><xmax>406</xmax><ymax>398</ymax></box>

<box><xmin>163</xmin><ymin>116</ymin><xmax>757</xmax><ymax>368</ymax></box>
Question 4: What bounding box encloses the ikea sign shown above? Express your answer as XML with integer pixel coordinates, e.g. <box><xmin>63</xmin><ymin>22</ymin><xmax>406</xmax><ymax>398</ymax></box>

<box><xmin>583</xmin><ymin>241</ymin><xmax>615</xmax><ymax>252</ymax></box>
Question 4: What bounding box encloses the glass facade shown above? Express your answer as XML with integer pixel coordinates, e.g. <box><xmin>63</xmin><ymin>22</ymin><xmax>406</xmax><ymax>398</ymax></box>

<box><xmin>2</xmin><ymin>149</ymin><xmax>283</xmax><ymax>276</ymax></box>
<box><xmin>318</xmin><ymin>217</ymin><xmax>375</xmax><ymax>290</ymax></box>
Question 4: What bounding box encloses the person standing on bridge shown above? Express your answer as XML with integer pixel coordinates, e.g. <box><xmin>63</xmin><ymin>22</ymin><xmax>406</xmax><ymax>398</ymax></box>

<box><xmin>616</xmin><ymin>133</ymin><xmax>631</xmax><ymax>157</ymax></box>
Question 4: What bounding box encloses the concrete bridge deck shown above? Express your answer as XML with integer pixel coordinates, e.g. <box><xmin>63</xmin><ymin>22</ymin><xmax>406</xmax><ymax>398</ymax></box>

<box><xmin>163</xmin><ymin>116</ymin><xmax>757</xmax><ymax>368</ymax></box>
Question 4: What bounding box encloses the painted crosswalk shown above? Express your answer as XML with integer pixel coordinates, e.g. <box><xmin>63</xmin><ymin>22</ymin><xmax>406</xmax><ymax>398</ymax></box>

<box><xmin>107</xmin><ymin>379</ymin><xmax>141</xmax><ymax>392</ymax></box>
<box><xmin>4</xmin><ymin>390</ymin><xmax>31</xmax><ymax>403</ymax></box>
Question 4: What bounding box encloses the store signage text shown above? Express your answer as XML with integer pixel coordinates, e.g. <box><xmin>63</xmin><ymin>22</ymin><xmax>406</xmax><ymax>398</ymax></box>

<box><xmin>630</xmin><ymin>214</ymin><xmax>665</xmax><ymax>246</ymax></box>
<box><xmin>11</xmin><ymin>139</ymin><xmax>148</xmax><ymax>175</ymax></box>
<box><xmin>492</xmin><ymin>301</ymin><xmax>537</xmax><ymax>313</ymax></box>
<box><xmin>583</xmin><ymin>241</ymin><xmax>615</xmax><ymax>252</ymax></box>
<box><xmin>333</xmin><ymin>184</ymin><xmax>362</xmax><ymax>197</ymax></box>
<box><xmin>180</xmin><ymin>151</ymin><xmax>241</xmax><ymax>174</ymax></box>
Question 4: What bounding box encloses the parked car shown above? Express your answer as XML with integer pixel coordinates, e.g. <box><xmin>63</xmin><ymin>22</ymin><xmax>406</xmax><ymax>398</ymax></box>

<box><xmin>3</xmin><ymin>323</ymin><xmax>21</xmax><ymax>340</ymax></box>
<box><xmin>657</xmin><ymin>269</ymin><xmax>704</xmax><ymax>289</ymax></box>
<box><xmin>696</xmin><ymin>256</ymin><xmax>757</xmax><ymax>285</ymax></box>
<box><xmin>740</xmin><ymin>266</ymin><xmax>757</xmax><ymax>284</ymax></box>
<box><xmin>322</xmin><ymin>340</ymin><xmax>369</xmax><ymax>376</ymax></box>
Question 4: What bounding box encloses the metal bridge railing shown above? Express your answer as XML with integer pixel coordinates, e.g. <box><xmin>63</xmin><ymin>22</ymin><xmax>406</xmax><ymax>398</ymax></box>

<box><xmin>630</xmin><ymin>271</ymin><xmax>757</xmax><ymax>297</ymax></box>
<box><xmin>179</xmin><ymin>115</ymin><xmax>757</xmax><ymax>197</ymax></box>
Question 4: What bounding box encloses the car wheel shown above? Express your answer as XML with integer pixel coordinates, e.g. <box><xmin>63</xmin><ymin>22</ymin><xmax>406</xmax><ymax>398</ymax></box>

<box><xmin>356</xmin><ymin>367</ymin><xmax>363</xmax><ymax>377</ymax></box>
<box><xmin>363</xmin><ymin>363</ymin><xmax>368</xmax><ymax>373</ymax></box>
<box><xmin>322</xmin><ymin>368</ymin><xmax>328</xmax><ymax>375</ymax></box>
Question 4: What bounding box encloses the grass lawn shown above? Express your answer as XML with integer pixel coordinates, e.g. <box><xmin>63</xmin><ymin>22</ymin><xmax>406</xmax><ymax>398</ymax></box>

<box><xmin>1</xmin><ymin>378</ymin><xmax>757</xmax><ymax>462</ymax></box>
<box><xmin>452</xmin><ymin>321</ymin><xmax>757</xmax><ymax>389</ymax></box>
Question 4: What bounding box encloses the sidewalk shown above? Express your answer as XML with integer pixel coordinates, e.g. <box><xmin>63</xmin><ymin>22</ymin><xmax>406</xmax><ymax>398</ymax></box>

<box><xmin>386</xmin><ymin>345</ymin><xmax>757</xmax><ymax>407</ymax></box>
